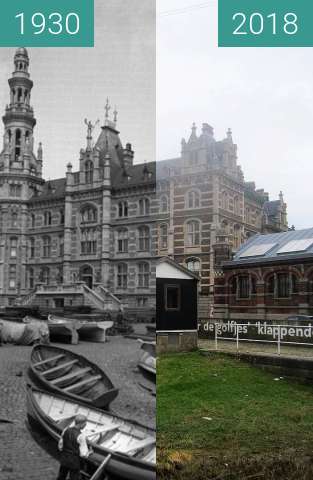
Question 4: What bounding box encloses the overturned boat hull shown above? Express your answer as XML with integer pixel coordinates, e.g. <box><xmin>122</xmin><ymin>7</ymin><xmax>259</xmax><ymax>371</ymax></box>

<box><xmin>48</xmin><ymin>315</ymin><xmax>78</xmax><ymax>345</ymax></box>
<box><xmin>138</xmin><ymin>342</ymin><xmax>156</xmax><ymax>377</ymax></box>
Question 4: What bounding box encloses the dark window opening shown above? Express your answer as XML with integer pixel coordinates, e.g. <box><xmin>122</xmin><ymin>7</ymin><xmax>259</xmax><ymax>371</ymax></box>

<box><xmin>165</xmin><ymin>285</ymin><xmax>181</xmax><ymax>311</ymax></box>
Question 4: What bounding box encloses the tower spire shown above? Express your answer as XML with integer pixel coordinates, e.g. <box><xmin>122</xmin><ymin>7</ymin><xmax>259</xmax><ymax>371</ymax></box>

<box><xmin>104</xmin><ymin>98</ymin><xmax>111</xmax><ymax>126</ymax></box>
<box><xmin>1</xmin><ymin>48</ymin><xmax>39</xmax><ymax>174</ymax></box>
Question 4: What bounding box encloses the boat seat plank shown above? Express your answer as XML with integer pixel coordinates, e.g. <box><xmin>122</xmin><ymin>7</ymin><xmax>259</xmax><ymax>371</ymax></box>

<box><xmin>51</xmin><ymin>367</ymin><xmax>92</xmax><ymax>385</ymax></box>
<box><xmin>64</xmin><ymin>375</ymin><xmax>102</xmax><ymax>392</ymax></box>
<box><xmin>119</xmin><ymin>437</ymin><xmax>155</xmax><ymax>455</ymax></box>
<box><xmin>33</xmin><ymin>354</ymin><xmax>65</xmax><ymax>368</ymax></box>
<box><xmin>41</xmin><ymin>359</ymin><xmax>78</xmax><ymax>375</ymax></box>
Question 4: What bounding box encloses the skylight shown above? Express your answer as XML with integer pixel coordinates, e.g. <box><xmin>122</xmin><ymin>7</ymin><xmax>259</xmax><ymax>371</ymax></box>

<box><xmin>277</xmin><ymin>238</ymin><xmax>313</xmax><ymax>255</ymax></box>
<box><xmin>239</xmin><ymin>243</ymin><xmax>277</xmax><ymax>258</ymax></box>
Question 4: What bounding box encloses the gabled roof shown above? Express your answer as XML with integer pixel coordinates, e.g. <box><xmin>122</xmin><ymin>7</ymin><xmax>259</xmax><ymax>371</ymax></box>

<box><xmin>263</xmin><ymin>200</ymin><xmax>281</xmax><ymax>217</ymax></box>
<box><xmin>29</xmin><ymin>178</ymin><xmax>66</xmax><ymax>203</ymax></box>
<box><xmin>224</xmin><ymin>228</ymin><xmax>313</xmax><ymax>267</ymax></box>
<box><xmin>112</xmin><ymin>161</ymin><xmax>155</xmax><ymax>188</ymax></box>
<box><xmin>157</xmin><ymin>256</ymin><xmax>200</xmax><ymax>280</ymax></box>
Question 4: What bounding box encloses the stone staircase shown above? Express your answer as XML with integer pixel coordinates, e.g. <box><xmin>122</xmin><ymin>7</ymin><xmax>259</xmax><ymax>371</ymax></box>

<box><xmin>16</xmin><ymin>283</ymin><xmax>123</xmax><ymax>313</ymax></box>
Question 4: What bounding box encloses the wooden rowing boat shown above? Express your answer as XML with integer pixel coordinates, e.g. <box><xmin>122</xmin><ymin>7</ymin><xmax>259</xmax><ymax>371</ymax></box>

<box><xmin>29</xmin><ymin>345</ymin><xmax>118</xmax><ymax>409</ymax></box>
<box><xmin>138</xmin><ymin>342</ymin><xmax>156</xmax><ymax>377</ymax></box>
<box><xmin>26</xmin><ymin>385</ymin><xmax>156</xmax><ymax>480</ymax></box>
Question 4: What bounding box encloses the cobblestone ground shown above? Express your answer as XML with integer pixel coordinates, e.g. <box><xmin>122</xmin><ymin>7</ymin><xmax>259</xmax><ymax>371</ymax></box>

<box><xmin>0</xmin><ymin>335</ymin><xmax>155</xmax><ymax>480</ymax></box>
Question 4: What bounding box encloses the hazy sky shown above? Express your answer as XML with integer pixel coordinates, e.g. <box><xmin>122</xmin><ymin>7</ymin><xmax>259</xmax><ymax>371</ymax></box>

<box><xmin>0</xmin><ymin>0</ymin><xmax>155</xmax><ymax>178</ymax></box>
<box><xmin>157</xmin><ymin>0</ymin><xmax>313</xmax><ymax>229</ymax></box>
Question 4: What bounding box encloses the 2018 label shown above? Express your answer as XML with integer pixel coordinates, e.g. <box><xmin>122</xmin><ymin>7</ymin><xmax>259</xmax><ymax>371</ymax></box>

<box><xmin>232</xmin><ymin>12</ymin><xmax>298</xmax><ymax>36</ymax></box>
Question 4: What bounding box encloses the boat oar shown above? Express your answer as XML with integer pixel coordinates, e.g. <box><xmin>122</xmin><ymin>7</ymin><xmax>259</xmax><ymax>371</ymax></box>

<box><xmin>89</xmin><ymin>453</ymin><xmax>112</xmax><ymax>480</ymax></box>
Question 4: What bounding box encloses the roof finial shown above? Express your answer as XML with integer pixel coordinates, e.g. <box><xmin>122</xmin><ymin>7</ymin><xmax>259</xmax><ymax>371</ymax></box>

<box><xmin>84</xmin><ymin>118</ymin><xmax>99</xmax><ymax>149</ymax></box>
<box><xmin>113</xmin><ymin>106</ymin><xmax>118</xmax><ymax>126</ymax></box>
<box><xmin>104</xmin><ymin>98</ymin><xmax>111</xmax><ymax>125</ymax></box>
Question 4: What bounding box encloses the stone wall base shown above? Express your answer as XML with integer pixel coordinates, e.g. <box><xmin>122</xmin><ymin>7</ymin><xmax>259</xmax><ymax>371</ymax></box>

<box><xmin>157</xmin><ymin>331</ymin><xmax>198</xmax><ymax>354</ymax></box>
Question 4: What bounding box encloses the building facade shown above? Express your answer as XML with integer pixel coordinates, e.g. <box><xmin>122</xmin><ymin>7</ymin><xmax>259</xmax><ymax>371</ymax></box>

<box><xmin>214</xmin><ymin>228</ymin><xmax>313</xmax><ymax>322</ymax></box>
<box><xmin>156</xmin><ymin>123</ymin><xmax>288</xmax><ymax>321</ymax></box>
<box><xmin>0</xmin><ymin>48</ymin><xmax>156</xmax><ymax>315</ymax></box>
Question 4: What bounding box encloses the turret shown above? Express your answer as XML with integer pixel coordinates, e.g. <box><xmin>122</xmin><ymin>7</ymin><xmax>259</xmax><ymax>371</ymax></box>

<box><xmin>1</xmin><ymin>48</ymin><xmax>40</xmax><ymax>176</ymax></box>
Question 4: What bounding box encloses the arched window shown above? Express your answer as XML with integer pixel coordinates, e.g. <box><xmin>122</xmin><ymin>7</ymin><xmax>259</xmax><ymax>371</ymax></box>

<box><xmin>160</xmin><ymin>195</ymin><xmax>168</xmax><ymax>213</ymax></box>
<box><xmin>118</xmin><ymin>201</ymin><xmax>128</xmax><ymax>218</ymax></box>
<box><xmin>267</xmin><ymin>275</ymin><xmax>275</xmax><ymax>295</ymax></box>
<box><xmin>31</xmin><ymin>213</ymin><xmax>35</xmax><ymax>228</ymax></box>
<box><xmin>139</xmin><ymin>198</ymin><xmax>150</xmax><ymax>216</ymax></box>
<box><xmin>28</xmin><ymin>268</ymin><xmax>34</xmax><ymax>289</ymax></box>
<box><xmin>59</xmin><ymin>236</ymin><xmax>64</xmax><ymax>257</ymax></box>
<box><xmin>44</xmin><ymin>211</ymin><xmax>52</xmax><ymax>226</ymax></box>
<box><xmin>117</xmin><ymin>229</ymin><xmax>129</xmax><ymax>253</ymax></box>
<box><xmin>85</xmin><ymin>161</ymin><xmax>94</xmax><ymax>184</ymax></box>
<box><xmin>59</xmin><ymin>210</ymin><xmax>65</xmax><ymax>225</ymax></box>
<box><xmin>266</xmin><ymin>273</ymin><xmax>297</xmax><ymax>298</ymax></box>
<box><xmin>238</xmin><ymin>275</ymin><xmax>250</xmax><ymax>299</ymax></box>
<box><xmin>41</xmin><ymin>267</ymin><xmax>50</xmax><ymax>285</ymax></box>
<box><xmin>81</xmin><ymin>206</ymin><xmax>97</xmax><ymax>223</ymax></box>
<box><xmin>42</xmin><ymin>236</ymin><xmax>51</xmax><ymax>257</ymax></box>
<box><xmin>186</xmin><ymin>190</ymin><xmax>200</xmax><ymax>209</ymax></box>
<box><xmin>11</xmin><ymin>212</ymin><xmax>18</xmax><ymax>228</ymax></box>
<box><xmin>9</xmin><ymin>265</ymin><xmax>17</xmax><ymax>289</ymax></box>
<box><xmin>117</xmin><ymin>263</ymin><xmax>128</xmax><ymax>289</ymax></box>
<box><xmin>138</xmin><ymin>226</ymin><xmax>150</xmax><ymax>251</ymax></box>
<box><xmin>29</xmin><ymin>238</ymin><xmax>35</xmax><ymax>258</ymax></box>
<box><xmin>10</xmin><ymin>238</ymin><xmax>18</xmax><ymax>258</ymax></box>
<box><xmin>245</xmin><ymin>208</ymin><xmax>251</xmax><ymax>224</ymax></box>
<box><xmin>17</xmin><ymin>88</ymin><xmax>23</xmax><ymax>103</ymax></box>
<box><xmin>185</xmin><ymin>220</ymin><xmax>200</xmax><ymax>246</ymax></box>
<box><xmin>186</xmin><ymin>257</ymin><xmax>200</xmax><ymax>275</ymax></box>
<box><xmin>159</xmin><ymin>224</ymin><xmax>168</xmax><ymax>250</ymax></box>
<box><xmin>234</xmin><ymin>196</ymin><xmax>240</xmax><ymax>216</ymax></box>
<box><xmin>233</xmin><ymin>224</ymin><xmax>241</xmax><ymax>250</ymax></box>
<box><xmin>56</xmin><ymin>266</ymin><xmax>63</xmax><ymax>285</ymax></box>
<box><xmin>81</xmin><ymin>228</ymin><xmax>97</xmax><ymax>254</ymax></box>
<box><xmin>221</xmin><ymin>191</ymin><xmax>228</xmax><ymax>210</ymax></box>
<box><xmin>138</xmin><ymin>262</ymin><xmax>150</xmax><ymax>288</ymax></box>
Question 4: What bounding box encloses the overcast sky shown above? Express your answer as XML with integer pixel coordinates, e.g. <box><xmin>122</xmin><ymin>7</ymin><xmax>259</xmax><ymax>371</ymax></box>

<box><xmin>157</xmin><ymin>0</ymin><xmax>313</xmax><ymax>229</ymax></box>
<box><xmin>0</xmin><ymin>0</ymin><xmax>155</xmax><ymax>178</ymax></box>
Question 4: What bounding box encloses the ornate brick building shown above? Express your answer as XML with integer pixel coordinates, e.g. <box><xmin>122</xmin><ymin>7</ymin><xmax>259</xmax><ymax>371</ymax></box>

<box><xmin>0</xmin><ymin>48</ymin><xmax>156</xmax><ymax>315</ymax></box>
<box><xmin>157</xmin><ymin>123</ymin><xmax>288</xmax><ymax>321</ymax></box>
<box><xmin>214</xmin><ymin>228</ymin><xmax>313</xmax><ymax>322</ymax></box>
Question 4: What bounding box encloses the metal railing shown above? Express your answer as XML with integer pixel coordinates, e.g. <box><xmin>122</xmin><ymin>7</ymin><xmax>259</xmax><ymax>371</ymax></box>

<box><xmin>214</xmin><ymin>323</ymin><xmax>313</xmax><ymax>355</ymax></box>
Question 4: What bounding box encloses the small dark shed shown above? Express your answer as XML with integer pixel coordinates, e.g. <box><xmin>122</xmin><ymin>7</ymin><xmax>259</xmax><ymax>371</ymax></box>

<box><xmin>156</xmin><ymin>257</ymin><xmax>199</xmax><ymax>353</ymax></box>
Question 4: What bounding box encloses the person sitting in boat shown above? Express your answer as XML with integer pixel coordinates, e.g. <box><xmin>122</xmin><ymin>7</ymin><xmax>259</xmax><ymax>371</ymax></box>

<box><xmin>57</xmin><ymin>414</ymin><xmax>92</xmax><ymax>480</ymax></box>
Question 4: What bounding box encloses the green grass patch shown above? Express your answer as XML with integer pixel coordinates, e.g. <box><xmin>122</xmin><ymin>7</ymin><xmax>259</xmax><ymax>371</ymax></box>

<box><xmin>157</xmin><ymin>351</ymin><xmax>313</xmax><ymax>479</ymax></box>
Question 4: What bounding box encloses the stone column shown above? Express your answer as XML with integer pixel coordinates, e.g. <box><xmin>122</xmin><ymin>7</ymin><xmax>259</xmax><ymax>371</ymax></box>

<box><xmin>63</xmin><ymin>164</ymin><xmax>73</xmax><ymax>284</ymax></box>
<box><xmin>101</xmin><ymin>155</ymin><xmax>111</xmax><ymax>287</ymax></box>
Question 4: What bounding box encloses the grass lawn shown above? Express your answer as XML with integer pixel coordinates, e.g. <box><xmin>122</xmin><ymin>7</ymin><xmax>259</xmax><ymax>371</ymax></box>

<box><xmin>157</xmin><ymin>351</ymin><xmax>313</xmax><ymax>479</ymax></box>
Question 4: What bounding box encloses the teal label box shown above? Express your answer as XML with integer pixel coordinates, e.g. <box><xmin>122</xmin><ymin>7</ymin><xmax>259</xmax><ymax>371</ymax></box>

<box><xmin>0</xmin><ymin>0</ymin><xmax>94</xmax><ymax>47</ymax></box>
<box><xmin>219</xmin><ymin>0</ymin><xmax>313</xmax><ymax>47</ymax></box>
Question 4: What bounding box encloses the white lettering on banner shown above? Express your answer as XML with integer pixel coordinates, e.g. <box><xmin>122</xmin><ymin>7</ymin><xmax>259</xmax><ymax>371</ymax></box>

<box><xmin>200</xmin><ymin>321</ymin><xmax>313</xmax><ymax>341</ymax></box>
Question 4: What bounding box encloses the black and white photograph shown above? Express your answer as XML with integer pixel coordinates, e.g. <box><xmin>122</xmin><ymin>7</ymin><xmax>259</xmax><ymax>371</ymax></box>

<box><xmin>0</xmin><ymin>1</ymin><xmax>156</xmax><ymax>479</ymax></box>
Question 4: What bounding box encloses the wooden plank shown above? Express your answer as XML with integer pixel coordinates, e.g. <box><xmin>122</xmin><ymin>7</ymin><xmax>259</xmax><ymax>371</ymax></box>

<box><xmin>41</xmin><ymin>359</ymin><xmax>78</xmax><ymax>375</ymax></box>
<box><xmin>89</xmin><ymin>453</ymin><xmax>112</xmax><ymax>480</ymax></box>
<box><xmin>33</xmin><ymin>354</ymin><xmax>65</xmax><ymax>368</ymax></box>
<box><xmin>51</xmin><ymin>367</ymin><xmax>92</xmax><ymax>385</ymax></box>
<box><xmin>64</xmin><ymin>374</ymin><xmax>101</xmax><ymax>392</ymax></box>
<box><xmin>119</xmin><ymin>437</ymin><xmax>155</xmax><ymax>455</ymax></box>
